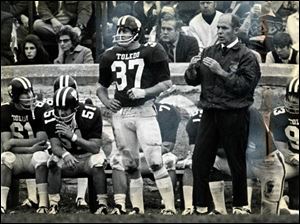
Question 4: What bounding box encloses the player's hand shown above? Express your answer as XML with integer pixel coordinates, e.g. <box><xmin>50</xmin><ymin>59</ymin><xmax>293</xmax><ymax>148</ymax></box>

<box><xmin>288</xmin><ymin>154</ymin><xmax>299</xmax><ymax>166</ymax></box>
<box><xmin>63</xmin><ymin>153</ymin><xmax>79</xmax><ymax>169</ymax></box>
<box><xmin>105</xmin><ymin>99</ymin><xmax>122</xmax><ymax>113</ymax></box>
<box><xmin>3</xmin><ymin>139</ymin><xmax>14</xmax><ymax>151</ymax></box>
<box><xmin>203</xmin><ymin>57</ymin><xmax>224</xmax><ymax>76</ymax></box>
<box><xmin>55</xmin><ymin>123</ymin><xmax>73</xmax><ymax>140</ymax></box>
<box><xmin>31</xmin><ymin>140</ymin><xmax>48</xmax><ymax>153</ymax></box>
<box><xmin>127</xmin><ymin>88</ymin><xmax>146</xmax><ymax>99</ymax></box>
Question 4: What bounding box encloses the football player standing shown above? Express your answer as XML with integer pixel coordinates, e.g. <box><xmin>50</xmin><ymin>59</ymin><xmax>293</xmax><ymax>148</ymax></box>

<box><xmin>97</xmin><ymin>15</ymin><xmax>176</xmax><ymax>215</ymax></box>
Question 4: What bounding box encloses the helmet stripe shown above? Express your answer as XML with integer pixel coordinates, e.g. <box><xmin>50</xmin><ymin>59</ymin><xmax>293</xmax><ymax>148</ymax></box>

<box><xmin>20</xmin><ymin>77</ymin><xmax>32</xmax><ymax>88</ymax></box>
<box><xmin>121</xmin><ymin>15</ymin><xmax>129</xmax><ymax>26</ymax></box>
<box><xmin>289</xmin><ymin>77</ymin><xmax>299</xmax><ymax>93</ymax></box>
<box><xmin>62</xmin><ymin>87</ymin><xmax>72</xmax><ymax>107</ymax></box>
<box><xmin>59</xmin><ymin>75</ymin><xmax>64</xmax><ymax>89</ymax></box>
<box><xmin>14</xmin><ymin>77</ymin><xmax>29</xmax><ymax>89</ymax></box>
<box><xmin>65</xmin><ymin>75</ymin><xmax>70</xmax><ymax>87</ymax></box>
<box><xmin>55</xmin><ymin>87</ymin><xmax>64</xmax><ymax>107</ymax></box>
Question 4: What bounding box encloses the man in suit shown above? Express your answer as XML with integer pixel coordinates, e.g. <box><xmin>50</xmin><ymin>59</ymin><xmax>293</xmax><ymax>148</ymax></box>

<box><xmin>159</xmin><ymin>14</ymin><xmax>199</xmax><ymax>62</ymax></box>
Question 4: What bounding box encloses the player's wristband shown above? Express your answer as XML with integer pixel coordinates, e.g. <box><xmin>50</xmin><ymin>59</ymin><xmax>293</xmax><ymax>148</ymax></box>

<box><xmin>62</xmin><ymin>151</ymin><xmax>71</xmax><ymax>159</ymax></box>
<box><xmin>71</xmin><ymin>133</ymin><xmax>78</xmax><ymax>142</ymax></box>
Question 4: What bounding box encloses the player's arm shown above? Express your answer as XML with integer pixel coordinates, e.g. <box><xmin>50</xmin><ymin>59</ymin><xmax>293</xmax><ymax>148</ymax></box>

<box><xmin>73</xmin><ymin>137</ymin><xmax>102</xmax><ymax>154</ymax></box>
<box><xmin>275</xmin><ymin>140</ymin><xmax>299</xmax><ymax>166</ymax></box>
<box><xmin>4</xmin><ymin>132</ymin><xmax>48</xmax><ymax>149</ymax></box>
<box><xmin>1</xmin><ymin>131</ymin><xmax>48</xmax><ymax>154</ymax></box>
<box><xmin>128</xmin><ymin>80</ymin><xmax>172</xmax><ymax>99</ymax></box>
<box><xmin>96</xmin><ymin>84</ymin><xmax>121</xmax><ymax>113</ymax></box>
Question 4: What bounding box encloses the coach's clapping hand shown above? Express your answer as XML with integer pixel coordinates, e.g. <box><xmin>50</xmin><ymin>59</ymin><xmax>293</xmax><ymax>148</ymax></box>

<box><xmin>203</xmin><ymin>57</ymin><xmax>226</xmax><ymax>77</ymax></box>
<box><xmin>186</xmin><ymin>55</ymin><xmax>201</xmax><ymax>80</ymax></box>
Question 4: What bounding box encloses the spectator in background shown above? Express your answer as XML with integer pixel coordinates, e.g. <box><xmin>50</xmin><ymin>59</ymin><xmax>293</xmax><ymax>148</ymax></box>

<box><xmin>133</xmin><ymin>1</ymin><xmax>161</xmax><ymax>39</ymax></box>
<box><xmin>187</xmin><ymin>1</ymin><xmax>223</xmax><ymax>53</ymax></box>
<box><xmin>33</xmin><ymin>1</ymin><xmax>92</xmax><ymax>61</ymax></box>
<box><xmin>158</xmin><ymin>14</ymin><xmax>199</xmax><ymax>62</ymax></box>
<box><xmin>148</xmin><ymin>5</ymin><xmax>177</xmax><ymax>42</ymax></box>
<box><xmin>1</xmin><ymin>1</ymin><xmax>38</xmax><ymax>50</ymax></box>
<box><xmin>286</xmin><ymin>1</ymin><xmax>299</xmax><ymax>50</ymax></box>
<box><xmin>265</xmin><ymin>32</ymin><xmax>299</xmax><ymax>64</ymax></box>
<box><xmin>17</xmin><ymin>34</ymin><xmax>50</xmax><ymax>65</ymax></box>
<box><xmin>54</xmin><ymin>25</ymin><xmax>93</xmax><ymax>64</ymax></box>
<box><xmin>1</xmin><ymin>10</ymin><xmax>14</xmax><ymax>65</ymax></box>
<box><xmin>240</xmin><ymin>1</ymin><xmax>284</xmax><ymax>62</ymax></box>
<box><xmin>175</xmin><ymin>1</ymin><xmax>200</xmax><ymax>26</ymax></box>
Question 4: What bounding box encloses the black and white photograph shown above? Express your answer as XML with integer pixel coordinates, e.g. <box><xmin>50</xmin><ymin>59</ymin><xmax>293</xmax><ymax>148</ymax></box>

<box><xmin>1</xmin><ymin>1</ymin><xmax>299</xmax><ymax>223</ymax></box>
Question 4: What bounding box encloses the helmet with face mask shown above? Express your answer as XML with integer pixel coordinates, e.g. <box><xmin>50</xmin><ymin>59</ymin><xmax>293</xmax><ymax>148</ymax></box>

<box><xmin>53</xmin><ymin>75</ymin><xmax>78</xmax><ymax>92</ymax></box>
<box><xmin>284</xmin><ymin>76</ymin><xmax>299</xmax><ymax>115</ymax></box>
<box><xmin>113</xmin><ymin>15</ymin><xmax>142</xmax><ymax>47</ymax></box>
<box><xmin>53</xmin><ymin>87</ymin><xmax>79</xmax><ymax>124</ymax></box>
<box><xmin>8</xmin><ymin>77</ymin><xmax>37</xmax><ymax>111</ymax></box>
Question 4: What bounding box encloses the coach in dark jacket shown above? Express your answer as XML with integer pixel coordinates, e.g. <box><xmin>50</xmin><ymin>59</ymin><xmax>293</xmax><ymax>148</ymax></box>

<box><xmin>159</xmin><ymin>14</ymin><xmax>199</xmax><ymax>63</ymax></box>
<box><xmin>185</xmin><ymin>13</ymin><xmax>261</xmax><ymax>215</ymax></box>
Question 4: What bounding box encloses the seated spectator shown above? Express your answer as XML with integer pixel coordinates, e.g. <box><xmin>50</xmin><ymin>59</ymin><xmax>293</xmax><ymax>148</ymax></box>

<box><xmin>286</xmin><ymin>1</ymin><xmax>299</xmax><ymax>50</ymax></box>
<box><xmin>265</xmin><ymin>32</ymin><xmax>299</xmax><ymax>64</ymax></box>
<box><xmin>33</xmin><ymin>1</ymin><xmax>92</xmax><ymax>61</ymax></box>
<box><xmin>1</xmin><ymin>10</ymin><xmax>14</xmax><ymax>65</ymax></box>
<box><xmin>17</xmin><ymin>34</ymin><xmax>50</xmax><ymax>65</ymax></box>
<box><xmin>240</xmin><ymin>1</ymin><xmax>284</xmax><ymax>62</ymax></box>
<box><xmin>54</xmin><ymin>25</ymin><xmax>93</xmax><ymax>64</ymax></box>
<box><xmin>158</xmin><ymin>14</ymin><xmax>199</xmax><ymax>62</ymax></box>
<box><xmin>175</xmin><ymin>1</ymin><xmax>200</xmax><ymax>26</ymax></box>
<box><xmin>187</xmin><ymin>1</ymin><xmax>223</xmax><ymax>53</ymax></box>
<box><xmin>1</xmin><ymin>1</ymin><xmax>38</xmax><ymax>53</ymax></box>
<box><xmin>273</xmin><ymin>1</ymin><xmax>297</xmax><ymax>28</ymax></box>
<box><xmin>148</xmin><ymin>4</ymin><xmax>177</xmax><ymax>42</ymax></box>
<box><xmin>133</xmin><ymin>1</ymin><xmax>161</xmax><ymax>39</ymax></box>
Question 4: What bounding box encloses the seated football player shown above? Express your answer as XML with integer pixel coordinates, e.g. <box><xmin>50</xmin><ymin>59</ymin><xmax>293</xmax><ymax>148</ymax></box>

<box><xmin>109</xmin><ymin>102</ymin><xmax>181</xmax><ymax>215</ymax></box>
<box><xmin>178</xmin><ymin>106</ymin><xmax>287</xmax><ymax>215</ymax></box>
<box><xmin>1</xmin><ymin>77</ymin><xmax>49</xmax><ymax>214</ymax></box>
<box><xmin>44</xmin><ymin>87</ymin><xmax>107</xmax><ymax>215</ymax></box>
<box><xmin>269</xmin><ymin>76</ymin><xmax>299</xmax><ymax>215</ymax></box>
<box><xmin>53</xmin><ymin>75</ymin><xmax>89</xmax><ymax>209</ymax></box>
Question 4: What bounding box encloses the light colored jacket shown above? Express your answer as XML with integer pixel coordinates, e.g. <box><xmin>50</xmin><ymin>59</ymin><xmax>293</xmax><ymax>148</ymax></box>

<box><xmin>54</xmin><ymin>44</ymin><xmax>93</xmax><ymax>64</ymax></box>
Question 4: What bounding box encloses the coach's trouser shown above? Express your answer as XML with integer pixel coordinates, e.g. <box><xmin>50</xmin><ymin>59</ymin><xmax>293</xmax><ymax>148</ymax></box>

<box><xmin>192</xmin><ymin>108</ymin><xmax>249</xmax><ymax>208</ymax></box>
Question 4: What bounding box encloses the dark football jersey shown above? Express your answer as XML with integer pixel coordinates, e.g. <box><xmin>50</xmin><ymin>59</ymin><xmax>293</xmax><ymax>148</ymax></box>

<box><xmin>154</xmin><ymin>102</ymin><xmax>181</xmax><ymax>144</ymax></box>
<box><xmin>1</xmin><ymin>101</ymin><xmax>48</xmax><ymax>139</ymax></box>
<box><xmin>270</xmin><ymin>106</ymin><xmax>299</xmax><ymax>154</ymax></box>
<box><xmin>44</xmin><ymin>103</ymin><xmax>103</xmax><ymax>155</ymax></box>
<box><xmin>98</xmin><ymin>42</ymin><xmax>170</xmax><ymax>107</ymax></box>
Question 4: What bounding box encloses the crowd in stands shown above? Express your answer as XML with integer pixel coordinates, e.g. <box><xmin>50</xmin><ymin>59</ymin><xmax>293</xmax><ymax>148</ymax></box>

<box><xmin>1</xmin><ymin>1</ymin><xmax>299</xmax><ymax>66</ymax></box>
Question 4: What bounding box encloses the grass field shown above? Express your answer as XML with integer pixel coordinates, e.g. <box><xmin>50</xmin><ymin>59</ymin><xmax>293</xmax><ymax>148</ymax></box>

<box><xmin>1</xmin><ymin>179</ymin><xmax>299</xmax><ymax>223</ymax></box>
